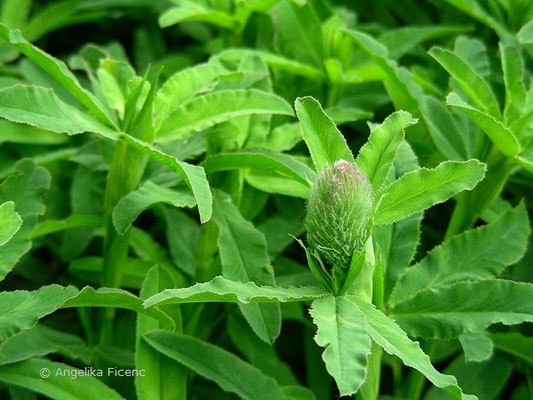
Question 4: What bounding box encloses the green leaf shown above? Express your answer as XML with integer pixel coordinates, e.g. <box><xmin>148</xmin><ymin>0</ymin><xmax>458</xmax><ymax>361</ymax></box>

<box><xmin>355</xmin><ymin>111</ymin><xmax>417</xmax><ymax>190</ymax></box>
<box><xmin>380</xmin><ymin>26</ymin><xmax>472</xmax><ymax>59</ymax></box>
<box><xmin>443</xmin><ymin>0</ymin><xmax>510</xmax><ymax>40</ymax></box>
<box><xmin>0</xmin><ymin>325</ymin><xmax>92</xmax><ymax>366</ymax></box>
<box><xmin>352</xmin><ymin>299</ymin><xmax>476</xmax><ymax>400</ymax></box>
<box><xmin>112</xmin><ymin>181</ymin><xmax>195</xmax><ymax>235</ymax></box>
<box><xmin>61</xmin><ymin>286</ymin><xmax>175</xmax><ymax>329</ymax></box>
<box><xmin>425</xmin><ymin>352</ymin><xmax>511</xmax><ymax>400</ymax></box>
<box><xmin>375</xmin><ymin>160</ymin><xmax>486</xmax><ymax>225</ymax></box>
<box><xmin>271</xmin><ymin>0</ymin><xmax>324</xmax><ymax>67</ymax></box>
<box><xmin>418</xmin><ymin>96</ymin><xmax>469</xmax><ymax>161</ymax></box>
<box><xmin>295</xmin><ymin>96</ymin><xmax>354</xmax><ymax>172</ymax></box>
<box><xmin>391</xmin><ymin>280</ymin><xmax>533</xmax><ymax>339</ymax></box>
<box><xmin>163</xmin><ymin>208</ymin><xmax>199</xmax><ymax>276</ymax></box>
<box><xmin>212</xmin><ymin>189</ymin><xmax>281</xmax><ymax>343</ymax></box>
<box><xmin>203</xmin><ymin>149</ymin><xmax>316</xmax><ymax>187</ymax></box>
<box><xmin>500</xmin><ymin>44</ymin><xmax>526</xmax><ymax>125</ymax></box>
<box><xmin>159</xmin><ymin>3</ymin><xmax>236</xmax><ymax>29</ymax></box>
<box><xmin>346</xmin><ymin>30</ymin><xmax>445</xmax><ymax>158</ymax></box>
<box><xmin>309</xmin><ymin>295</ymin><xmax>371</xmax><ymax>396</ymax></box>
<box><xmin>31</xmin><ymin>214</ymin><xmax>103</xmax><ymax>239</ymax></box>
<box><xmin>245</xmin><ymin>170</ymin><xmax>311</xmax><ymax>198</ymax></box>
<box><xmin>490</xmin><ymin>332</ymin><xmax>533</xmax><ymax>366</ymax></box>
<box><xmin>0</xmin><ymin>358</ymin><xmax>123</xmax><ymax>400</ymax></box>
<box><xmin>0</xmin><ymin>160</ymin><xmax>50</xmax><ymax>281</ymax></box>
<box><xmin>325</xmin><ymin>106</ymin><xmax>373</xmax><ymax>125</ymax></box>
<box><xmin>118</xmin><ymin>133</ymin><xmax>212</xmax><ymax>223</ymax></box>
<box><xmin>157</xmin><ymin>89</ymin><xmax>293</xmax><ymax>142</ymax></box>
<box><xmin>0</xmin><ymin>119</ymin><xmax>69</xmax><ymax>145</ymax></box>
<box><xmin>446</xmin><ymin>92</ymin><xmax>521</xmax><ymax>156</ymax></box>
<box><xmin>68</xmin><ymin>257</ymin><xmax>153</xmax><ymax>290</ymax></box>
<box><xmin>518</xmin><ymin>19</ymin><xmax>533</xmax><ymax>57</ymax></box>
<box><xmin>0</xmin><ymin>24</ymin><xmax>116</xmax><ymax>128</ymax></box>
<box><xmin>217</xmin><ymin>49</ymin><xmax>326</xmax><ymax>81</ymax></box>
<box><xmin>428</xmin><ymin>46</ymin><xmax>500</xmax><ymax>119</ymax></box>
<box><xmin>154</xmin><ymin>62</ymin><xmax>223</xmax><ymax>129</ymax></box>
<box><xmin>0</xmin><ymin>0</ymin><xmax>31</xmax><ymax>28</ymax></box>
<box><xmin>459</xmin><ymin>332</ymin><xmax>493</xmax><ymax>362</ymax></box>
<box><xmin>143</xmin><ymin>276</ymin><xmax>327</xmax><ymax>308</ymax></box>
<box><xmin>136</xmin><ymin>266</ymin><xmax>186</xmax><ymax>400</ymax></box>
<box><xmin>0</xmin><ymin>201</ymin><xmax>22</xmax><ymax>246</ymax></box>
<box><xmin>143</xmin><ymin>331</ymin><xmax>287</xmax><ymax>400</ymax></box>
<box><xmin>0</xmin><ymin>285</ymin><xmax>79</xmax><ymax>341</ymax></box>
<box><xmin>454</xmin><ymin>36</ymin><xmax>490</xmax><ymax>79</ymax></box>
<box><xmin>227</xmin><ymin>315</ymin><xmax>299</xmax><ymax>386</ymax></box>
<box><xmin>390</xmin><ymin>203</ymin><xmax>530</xmax><ymax>304</ymax></box>
<box><xmin>0</xmin><ymin>85</ymin><xmax>118</xmax><ymax>139</ymax></box>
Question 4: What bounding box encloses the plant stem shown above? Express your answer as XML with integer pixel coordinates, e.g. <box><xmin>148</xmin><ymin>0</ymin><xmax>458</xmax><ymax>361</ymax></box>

<box><xmin>356</xmin><ymin>258</ymin><xmax>384</xmax><ymax>400</ymax></box>
<box><xmin>445</xmin><ymin>149</ymin><xmax>512</xmax><ymax>240</ymax></box>
<box><xmin>99</xmin><ymin>139</ymin><xmax>148</xmax><ymax>345</ymax></box>
<box><xmin>356</xmin><ymin>344</ymin><xmax>382</xmax><ymax>400</ymax></box>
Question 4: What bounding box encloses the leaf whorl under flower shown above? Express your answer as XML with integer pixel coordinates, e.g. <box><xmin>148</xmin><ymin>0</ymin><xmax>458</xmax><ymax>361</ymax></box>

<box><xmin>305</xmin><ymin>160</ymin><xmax>373</xmax><ymax>269</ymax></box>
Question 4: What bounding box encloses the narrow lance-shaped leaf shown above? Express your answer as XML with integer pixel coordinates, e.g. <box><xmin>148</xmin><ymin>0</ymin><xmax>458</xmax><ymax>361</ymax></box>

<box><xmin>0</xmin><ymin>85</ymin><xmax>118</xmax><ymax>139</ymax></box>
<box><xmin>143</xmin><ymin>331</ymin><xmax>287</xmax><ymax>400</ymax></box>
<box><xmin>355</xmin><ymin>111</ymin><xmax>417</xmax><ymax>190</ymax></box>
<box><xmin>446</xmin><ymin>93</ymin><xmax>520</xmax><ymax>156</ymax></box>
<box><xmin>0</xmin><ymin>24</ymin><xmax>116</xmax><ymax>128</ymax></box>
<box><xmin>0</xmin><ymin>284</ymin><xmax>175</xmax><ymax>341</ymax></box>
<box><xmin>0</xmin><ymin>285</ymin><xmax>79</xmax><ymax>341</ymax></box>
<box><xmin>61</xmin><ymin>286</ymin><xmax>175</xmax><ymax>329</ymax></box>
<box><xmin>119</xmin><ymin>133</ymin><xmax>212</xmax><ymax>223</ymax></box>
<box><xmin>0</xmin><ymin>160</ymin><xmax>50</xmax><ymax>281</ymax></box>
<box><xmin>390</xmin><ymin>203</ymin><xmax>530</xmax><ymax>305</ymax></box>
<box><xmin>0</xmin><ymin>201</ymin><xmax>22</xmax><ymax>246</ymax></box>
<box><xmin>309</xmin><ymin>295</ymin><xmax>371</xmax><ymax>396</ymax></box>
<box><xmin>518</xmin><ymin>19</ymin><xmax>533</xmax><ymax>57</ymax></box>
<box><xmin>31</xmin><ymin>214</ymin><xmax>103</xmax><ymax>239</ymax></box>
<box><xmin>352</xmin><ymin>298</ymin><xmax>476</xmax><ymax>400</ymax></box>
<box><xmin>143</xmin><ymin>276</ymin><xmax>327</xmax><ymax>308</ymax></box>
<box><xmin>112</xmin><ymin>181</ymin><xmax>195</xmax><ymax>235</ymax></box>
<box><xmin>0</xmin><ymin>324</ymin><xmax>92</xmax><ymax>366</ymax></box>
<box><xmin>212</xmin><ymin>190</ymin><xmax>282</xmax><ymax>344</ymax></box>
<box><xmin>344</xmin><ymin>29</ymin><xmax>468</xmax><ymax>162</ymax></box>
<box><xmin>216</xmin><ymin>48</ymin><xmax>326</xmax><ymax>81</ymax></box>
<box><xmin>202</xmin><ymin>149</ymin><xmax>316</xmax><ymax>187</ymax></box>
<box><xmin>271</xmin><ymin>0</ymin><xmax>324</xmax><ymax>67</ymax></box>
<box><xmin>500</xmin><ymin>44</ymin><xmax>526</xmax><ymax>125</ymax></box>
<box><xmin>428</xmin><ymin>46</ymin><xmax>501</xmax><ymax>119</ymax></box>
<box><xmin>391</xmin><ymin>280</ymin><xmax>533</xmax><ymax>339</ymax></box>
<box><xmin>0</xmin><ymin>358</ymin><xmax>124</xmax><ymax>400</ymax></box>
<box><xmin>154</xmin><ymin>62</ymin><xmax>223</xmax><ymax>129</ymax></box>
<box><xmin>375</xmin><ymin>160</ymin><xmax>486</xmax><ymax>225</ymax></box>
<box><xmin>159</xmin><ymin>2</ymin><xmax>236</xmax><ymax>29</ymax></box>
<box><xmin>157</xmin><ymin>89</ymin><xmax>293</xmax><ymax>142</ymax></box>
<box><xmin>295</xmin><ymin>96</ymin><xmax>354</xmax><ymax>172</ymax></box>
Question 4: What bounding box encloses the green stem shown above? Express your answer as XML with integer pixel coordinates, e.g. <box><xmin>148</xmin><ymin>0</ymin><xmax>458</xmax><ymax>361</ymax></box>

<box><xmin>445</xmin><ymin>149</ymin><xmax>512</xmax><ymax>240</ymax></box>
<box><xmin>356</xmin><ymin>345</ymin><xmax>382</xmax><ymax>400</ymax></box>
<box><xmin>99</xmin><ymin>140</ymin><xmax>148</xmax><ymax>345</ymax></box>
<box><xmin>356</xmin><ymin>258</ymin><xmax>384</xmax><ymax>400</ymax></box>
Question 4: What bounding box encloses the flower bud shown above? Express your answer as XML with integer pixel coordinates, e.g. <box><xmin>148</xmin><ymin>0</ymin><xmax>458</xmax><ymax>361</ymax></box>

<box><xmin>305</xmin><ymin>160</ymin><xmax>373</xmax><ymax>269</ymax></box>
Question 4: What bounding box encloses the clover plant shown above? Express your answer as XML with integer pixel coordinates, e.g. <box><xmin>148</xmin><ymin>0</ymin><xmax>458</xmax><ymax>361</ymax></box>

<box><xmin>0</xmin><ymin>1</ymin><xmax>532</xmax><ymax>400</ymax></box>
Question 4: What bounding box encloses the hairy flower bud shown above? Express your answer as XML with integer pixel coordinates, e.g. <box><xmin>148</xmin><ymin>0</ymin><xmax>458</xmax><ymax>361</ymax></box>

<box><xmin>305</xmin><ymin>160</ymin><xmax>373</xmax><ymax>269</ymax></box>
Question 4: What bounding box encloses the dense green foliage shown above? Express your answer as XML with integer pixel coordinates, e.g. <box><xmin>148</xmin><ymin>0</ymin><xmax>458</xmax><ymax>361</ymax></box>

<box><xmin>0</xmin><ymin>0</ymin><xmax>532</xmax><ymax>399</ymax></box>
